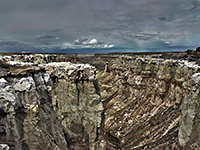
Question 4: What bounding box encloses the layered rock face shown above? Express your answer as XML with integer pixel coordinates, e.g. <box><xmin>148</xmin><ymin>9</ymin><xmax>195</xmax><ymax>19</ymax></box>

<box><xmin>0</xmin><ymin>53</ymin><xmax>200</xmax><ymax>150</ymax></box>
<box><xmin>0</xmin><ymin>66</ymin><xmax>68</xmax><ymax>150</ymax></box>
<box><xmin>95</xmin><ymin>55</ymin><xmax>200</xmax><ymax>149</ymax></box>
<box><xmin>0</xmin><ymin>59</ymin><xmax>104</xmax><ymax>150</ymax></box>
<box><xmin>45</xmin><ymin>62</ymin><xmax>104</xmax><ymax>150</ymax></box>
<box><xmin>0</xmin><ymin>62</ymin><xmax>71</xmax><ymax>150</ymax></box>
<box><xmin>179</xmin><ymin>73</ymin><xmax>200</xmax><ymax>149</ymax></box>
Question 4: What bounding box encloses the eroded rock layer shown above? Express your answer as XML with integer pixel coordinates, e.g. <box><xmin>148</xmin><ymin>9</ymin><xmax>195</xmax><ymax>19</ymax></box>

<box><xmin>0</xmin><ymin>67</ymin><xmax>68</xmax><ymax>150</ymax></box>
<box><xmin>0</xmin><ymin>52</ymin><xmax>200</xmax><ymax>150</ymax></box>
<box><xmin>95</xmin><ymin>55</ymin><xmax>200</xmax><ymax>149</ymax></box>
<box><xmin>46</xmin><ymin>62</ymin><xmax>104</xmax><ymax>150</ymax></box>
<box><xmin>0</xmin><ymin>60</ymin><xmax>104</xmax><ymax>150</ymax></box>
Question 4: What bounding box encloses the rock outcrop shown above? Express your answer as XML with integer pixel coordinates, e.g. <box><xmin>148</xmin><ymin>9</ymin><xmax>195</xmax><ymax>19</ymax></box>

<box><xmin>0</xmin><ymin>66</ymin><xmax>68</xmax><ymax>150</ymax></box>
<box><xmin>196</xmin><ymin>47</ymin><xmax>200</xmax><ymax>52</ymax></box>
<box><xmin>0</xmin><ymin>60</ymin><xmax>104</xmax><ymax>150</ymax></box>
<box><xmin>0</xmin><ymin>52</ymin><xmax>200</xmax><ymax>150</ymax></box>
<box><xmin>44</xmin><ymin>62</ymin><xmax>104</xmax><ymax>150</ymax></box>
<box><xmin>178</xmin><ymin>73</ymin><xmax>200</xmax><ymax>149</ymax></box>
<box><xmin>94</xmin><ymin>55</ymin><xmax>200</xmax><ymax>149</ymax></box>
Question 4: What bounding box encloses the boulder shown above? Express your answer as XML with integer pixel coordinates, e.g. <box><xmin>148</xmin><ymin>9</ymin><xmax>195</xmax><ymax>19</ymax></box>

<box><xmin>196</xmin><ymin>47</ymin><xmax>200</xmax><ymax>52</ymax></box>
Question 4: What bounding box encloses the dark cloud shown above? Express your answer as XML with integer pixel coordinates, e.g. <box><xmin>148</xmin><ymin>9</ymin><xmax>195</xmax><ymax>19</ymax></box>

<box><xmin>0</xmin><ymin>0</ymin><xmax>200</xmax><ymax>50</ymax></box>
<box><xmin>159</xmin><ymin>16</ymin><xmax>167</xmax><ymax>21</ymax></box>
<box><xmin>0</xmin><ymin>40</ymin><xmax>34</xmax><ymax>51</ymax></box>
<box><xmin>183</xmin><ymin>0</ymin><xmax>200</xmax><ymax>10</ymax></box>
<box><xmin>35</xmin><ymin>34</ymin><xmax>59</xmax><ymax>40</ymax></box>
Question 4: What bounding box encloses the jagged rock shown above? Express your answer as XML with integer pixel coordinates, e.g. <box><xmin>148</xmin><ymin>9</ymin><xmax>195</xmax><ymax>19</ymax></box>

<box><xmin>50</xmin><ymin>62</ymin><xmax>103</xmax><ymax>150</ymax></box>
<box><xmin>44</xmin><ymin>73</ymin><xmax>52</xmax><ymax>92</ymax></box>
<box><xmin>0</xmin><ymin>144</ymin><xmax>10</xmax><ymax>150</ymax></box>
<box><xmin>0</xmin><ymin>78</ymin><xmax>21</xmax><ymax>150</ymax></box>
<box><xmin>178</xmin><ymin>73</ymin><xmax>200</xmax><ymax>148</ymax></box>
<box><xmin>13</xmin><ymin>77</ymin><xmax>35</xmax><ymax>92</ymax></box>
<box><xmin>191</xmin><ymin>73</ymin><xmax>200</xmax><ymax>85</ymax></box>
<box><xmin>96</xmin><ymin>54</ymin><xmax>200</xmax><ymax>149</ymax></box>
<box><xmin>0</xmin><ymin>53</ymin><xmax>200</xmax><ymax>150</ymax></box>
<box><xmin>0</xmin><ymin>69</ymin><xmax>69</xmax><ymax>150</ymax></box>
<box><xmin>196</xmin><ymin>47</ymin><xmax>200</xmax><ymax>52</ymax></box>
<box><xmin>0</xmin><ymin>78</ymin><xmax>18</xmax><ymax>113</ymax></box>
<box><xmin>0</xmin><ymin>60</ymin><xmax>103</xmax><ymax>150</ymax></box>
<box><xmin>186</xmin><ymin>49</ymin><xmax>195</xmax><ymax>54</ymax></box>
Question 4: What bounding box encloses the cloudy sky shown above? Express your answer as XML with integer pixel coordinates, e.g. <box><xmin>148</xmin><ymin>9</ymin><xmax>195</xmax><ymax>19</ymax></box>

<box><xmin>0</xmin><ymin>0</ymin><xmax>200</xmax><ymax>51</ymax></box>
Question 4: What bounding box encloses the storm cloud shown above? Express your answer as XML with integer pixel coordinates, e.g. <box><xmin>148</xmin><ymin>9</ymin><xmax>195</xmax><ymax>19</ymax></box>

<box><xmin>0</xmin><ymin>0</ymin><xmax>200</xmax><ymax>50</ymax></box>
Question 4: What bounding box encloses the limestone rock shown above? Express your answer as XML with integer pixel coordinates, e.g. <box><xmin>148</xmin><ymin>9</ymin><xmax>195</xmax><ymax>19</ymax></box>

<box><xmin>0</xmin><ymin>144</ymin><xmax>10</xmax><ymax>150</ymax></box>
<box><xmin>191</xmin><ymin>73</ymin><xmax>200</xmax><ymax>85</ymax></box>
<box><xmin>178</xmin><ymin>73</ymin><xmax>200</xmax><ymax>148</ymax></box>
<box><xmin>1</xmin><ymin>53</ymin><xmax>200</xmax><ymax>150</ymax></box>
<box><xmin>96</xmin><ymin>54</ymin><xmax>200</xmax><ymax>149</ymax></box>
<box><xmin>0</xmin><ymin>69</ymin><xmax>69</xmax><ymax>150</ymax></box>
<box><xmin>0</xmin><ymin>59</ymin><xmax>103</xmax><ymax>150</ymax></box>
<box><xmin>13</xmin><ymin>77</ymin><xmax>35</xmax><ymax>92</ymax></box>
<box><xmin>50</xmin><ymin>62</ymin><xmax>103</xmax><ymax>150</ymax></box>
<box><xmin>0</xmin><ymin>78</ymin><xmax>18</xmax><ymax>113</ymax></box>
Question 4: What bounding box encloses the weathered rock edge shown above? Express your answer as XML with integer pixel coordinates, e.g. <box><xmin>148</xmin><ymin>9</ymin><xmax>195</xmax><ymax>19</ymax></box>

<box><xmin>0</xmin><ymin>61</ymin><xmax>105</xmax><ymax>150</ymax></box>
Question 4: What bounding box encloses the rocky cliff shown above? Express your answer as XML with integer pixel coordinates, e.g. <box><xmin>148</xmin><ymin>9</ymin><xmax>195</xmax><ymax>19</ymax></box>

<box><xmin>94</xmin><ymin>55</ymin><xmax>200</xmax><ymax>149</ymax></box>
<box><xmin>0</xmin><ymin>58</ymin><xmax>104</xmax><ymax>150</ymax></box>
<box><xmin>0</xmin><ymin>52</ymin><xmax>200</xmax><ymax>150</ymax></box>
<box><xmin>0</xmin><ymin>63</ymin><xmax>68</xmax><ymax>150</ymax></box>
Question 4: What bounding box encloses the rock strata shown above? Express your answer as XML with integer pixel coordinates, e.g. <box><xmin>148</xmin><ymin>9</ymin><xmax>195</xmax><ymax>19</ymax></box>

<box><xmin>0</xmin><ymin>52</ymin><xmax>200</xmax><ymax>149</ymax></box>
<box><xmin>44</xmin><ymin>62</ymin><xmax>104</xmax><ymax>150</ymax></box>
<box><xmin>178</xmin><ymin>73</ymin><xmax>200</xmax><ymax>149</ymax></box>
<box><xmin>0</xmin><ymin>60</ymin><xmax>104</xmax><ymax>150</ymax></box>
<box><xmin>0</xmin><ymin>64</ymin><xmax>69</xmax><ymax>150</ymax></box>
<box><xmin>94</xmin><ymin>54</ymin><xmax>200</xmax><ymax>149</ymax></box>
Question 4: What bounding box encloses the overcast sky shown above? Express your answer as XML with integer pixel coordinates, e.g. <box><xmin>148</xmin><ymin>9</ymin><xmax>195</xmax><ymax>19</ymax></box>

<box><xmin>0</xmin><ymin>0</ymin><xmax>200</xmax><ymax>51</ymax></box>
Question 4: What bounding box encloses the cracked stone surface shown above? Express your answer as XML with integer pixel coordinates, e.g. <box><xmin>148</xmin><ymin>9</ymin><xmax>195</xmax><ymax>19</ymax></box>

<box><xmin>0</xmin><ymin>52</ymin><xmax>200</xmax><ymax>150</ymax></box>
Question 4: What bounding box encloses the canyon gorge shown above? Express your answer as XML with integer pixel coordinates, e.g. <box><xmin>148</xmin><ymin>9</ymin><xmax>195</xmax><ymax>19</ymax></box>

<box><xmin>0</xmin><ymin>52</ymin><xmax>200</xmax><ymax>150</ymax></box>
